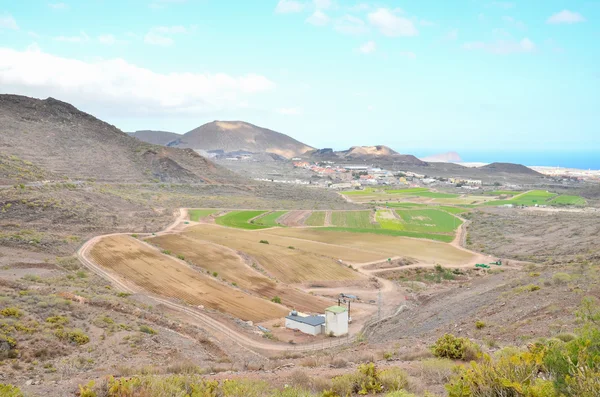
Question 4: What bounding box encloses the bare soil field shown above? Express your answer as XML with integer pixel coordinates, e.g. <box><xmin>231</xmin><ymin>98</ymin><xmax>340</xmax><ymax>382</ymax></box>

<box><xmin>89</xmin><ymin>235</ymin><xmax>288</xmax><ymax>322</ymax></box>
<box><xmin>278</xmin><ymin>210</ymin><xmax>312</xmax><ymax>226</ymax></box>
<box><xmin>147</xmin><ymin>233</ymin><xmax>331</xmax><ymax>313</ymax></box>
<box><xmin>181</xmin><ymin>225</ymin><xmax>370</xmax><ymax>283</ymax></box>
<box><xmin>265</xmin><ymin>228</ymin><xmax>481</xmax><ymax>266</ymax></box>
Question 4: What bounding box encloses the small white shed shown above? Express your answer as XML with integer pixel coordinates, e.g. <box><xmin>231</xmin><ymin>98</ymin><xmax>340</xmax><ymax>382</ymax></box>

<box><xmin>325</xmin><ymin>305</ymin><xmax>349</xmax><ymax>337</ymax></box>
<box><xmin>285</xmin><ymin>312</ymin><xmax>325</xmax><ymax>336</ymax></box>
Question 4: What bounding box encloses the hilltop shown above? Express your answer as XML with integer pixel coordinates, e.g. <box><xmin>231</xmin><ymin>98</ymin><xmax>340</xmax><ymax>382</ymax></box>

<box><xmin>479</xmin><ymin>162</ymin><xmax>542</xmax><ymax>176</ymax></box>
<box><xmin>128</xmin><ymin>130</ymin><xmax>181</xmax><ymax>146</ymax></box>
<box><xmin>0</xmin><ymin>95</ymin><xmax>238</xmax><ymax>184</ymax></box>
<box><xmin>165</xmin><ymin>121</ymin><xmax>314</xmax><ymax>159</ymax></box>
<box><xmin>305</xmin><ymin>145</ymin><xmax>427</xmax><ymax>165</ymax></box>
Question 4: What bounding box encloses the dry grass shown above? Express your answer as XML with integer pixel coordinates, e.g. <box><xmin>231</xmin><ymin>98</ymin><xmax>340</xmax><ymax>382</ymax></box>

<box><xmin>148</xmin><ymin>234</ymin><xmax>330</xmax><ymax>313</ymax></box>
<box><xmin>181</xmin><ymin>225</ymin><xmax>364</xmax><ymax>283</ymax></box>
<box><xmin>90</xmin><ymin>235</ymin><xmax>288</xmax><ymax>322</ymax></box>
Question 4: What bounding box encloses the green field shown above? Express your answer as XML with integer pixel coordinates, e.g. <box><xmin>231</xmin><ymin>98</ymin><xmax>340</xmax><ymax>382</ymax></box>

<box><xmin>382</xmin><ymin>188</ymin><xmax>430</xmax><ymax>194</ymax></box>
<box><xmin>305</xmin><ymin>211</ymin><xmax>326</xmax><ymax>226</ymax></box>
<box><xmin>253</xmin><ymin>211</ymin><xmax>287</xmax><ymax>227</ymax></box>
<box><xmin>396</xmin><ymin>209</ymin><xmax>463</xmax><ymax>234</ymax></box>
<box><xmin>483</xmin><ymin>190</ymin><xmax>520</xmax><ymax>196</ymax></box>
<box><xmin>548</xmin><ymin>195</ymin><xmax>587</xmax><ymax>206</ymax></box>
<box><xmin>484</xmin><ymin>190</ymin><xmax>558</xmax><ymax>207</ymax></box>
<box><xmin>215</xmin><ymin>211</ymin><xmax>269</xmax><ymax>230</ymax></box>
<box><xmin>340</xmin><ymin>188</ymin><xmax>377</xmax><ymax>196</ymax></box>
<box><xmin>320</xmin><ymin>227</ymin><xmax>455</xmax><ymax>243</ymax></box>
<box><xmin>384</xmin><ymin>202</ymin><xmax>429</xmax><ymax>208</ymax></box>
<box><xmin>437</xmin><ymin>206</ymin><xmax>470</xmax><ymax>214</ymax></box>
<box><xmin>189</xmin><ymin>209</ymin><xmax>218</xmax><ymax>221</ymax></box>
<box><xmin>331</xmin><ymin>211</ymin><xmax>379</xmax><ymax>229</ymax></box>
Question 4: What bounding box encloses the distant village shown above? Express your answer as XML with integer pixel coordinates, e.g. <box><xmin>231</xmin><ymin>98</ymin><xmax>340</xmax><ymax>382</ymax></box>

<box><xmin>287</xmin><ymin>160</ymin><xmax>483</xmax><ymax>190</ymax></box>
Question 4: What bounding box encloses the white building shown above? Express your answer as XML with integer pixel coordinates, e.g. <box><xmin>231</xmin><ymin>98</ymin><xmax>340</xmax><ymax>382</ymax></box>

<box><xmin>285</xmin><ymin>312</ymin><xmax>325</xmax><ymax>336</ymax></box>
<box><xmin>325</xmin><ymin>306</ymin><xmax>349</xmax><ymax>337</ymax></box>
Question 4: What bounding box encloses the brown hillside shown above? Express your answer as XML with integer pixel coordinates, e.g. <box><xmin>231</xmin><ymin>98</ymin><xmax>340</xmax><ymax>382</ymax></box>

<box><xmin>173</xmin><ymin>121</ymin><xmax>314</xmax><ymax>158</ymax></box>
<box><xmin>0</xmin><ymin>95</ymin><xmax>239</xmax><ymax>184</ymax></box>
<box><xmin>479</xmin><ymin>162</ymin><xmax>542</xmax><ymax>176</ymax></box>
<box><xmin>129</xmin><ymin>130</ymin><xmax>182</xmax><ymax>146</ymax></box>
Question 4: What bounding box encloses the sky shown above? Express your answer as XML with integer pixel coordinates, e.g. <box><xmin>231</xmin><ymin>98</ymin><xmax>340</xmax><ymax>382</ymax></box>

<box><xmin>0</xmin><ymin>0</ymin><xmax>598</xmax><ymax>156</ymax></box>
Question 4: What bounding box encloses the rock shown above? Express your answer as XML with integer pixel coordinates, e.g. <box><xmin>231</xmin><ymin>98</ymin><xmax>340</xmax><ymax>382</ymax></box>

<box><xmin>26</xmin><ymin>379</ymin><xmax>33</xmax><ymax>386</ymax></box>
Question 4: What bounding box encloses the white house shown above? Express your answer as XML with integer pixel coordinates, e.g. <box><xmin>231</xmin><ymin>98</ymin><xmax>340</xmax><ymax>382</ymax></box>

<box><xmin>285</xmin><ymin>312</ymin><xmax>325</xmax><ymax>336</ymax></box>
<box><xmin>325</xmin><ymin>306</ymin><xmax>349</xmax><ymax>337</ymax></box>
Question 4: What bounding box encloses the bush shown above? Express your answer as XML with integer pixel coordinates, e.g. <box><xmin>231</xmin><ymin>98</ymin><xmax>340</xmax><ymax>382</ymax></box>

<box><xmin>212</xmin><ymin>272</ymin><xmax>219</xmax><ymax>277</ymax></box>
<box><xmin>383</xmin><ymin>351</ymin><xmax>394</xmax><ymax>361</ymax></box>
<box><xmin>176</xmin><ymin>254</ymin><xmax>185</xmax><ymax>260</ymax></box>
<box><xmin>432</xmin><ymin>334</ymin><xmax>481</xmax><ymax>361</ymax></box>
<box><xmin>553</xmin><ymin>273</ymin><xmax>571</xmax><ymax>285</ymax></box>
<box><xmin>271</xmin><ymin>296</ymin><xmax>282</xmax><ymax>304</ymax></box>
<box><xmin>475</xmin><ymin>320</ymin><xmax>486</xmax><ymax>329</ymax></box>
<box><xmin>54</xmin><ymin>328</ymin><xmax>90</xmax><ymax>345</ymax></box>
<box><xmin>259</xmin><ymin>240</ymin><xmax>270</xmax><ymax>244</ymax></box>
<box><xmin>329</xmin><ymin>363</ymin><xmax>383</xmax><ymax>396</ymax></box>
<box><xmin>0</xmin><ymin>384</ymin><xmax>24</xmax><ymax>397</ymax></box>
<box><xmin>139</xmin><ymin>325</ymin><xmax>157</xmax><ymax>335</ymax></box>
<box><xmin>420</xmin><ymin>358</ymin><xmax>456</xmax><ymax>384</ymax></box>
<box><xmin>1</xmin><ymin>307</ymin><xmax>22</xmax><ymax>318</ymax></box>
<box><xmin>0</xmin><ymin>334</ymin><xmax>17</xmax><ymax>349</ymax></box>
<box><xmin>379</xmin><ymin>367</ymin><xmax>409</xmax><ymax>392</ymax></box>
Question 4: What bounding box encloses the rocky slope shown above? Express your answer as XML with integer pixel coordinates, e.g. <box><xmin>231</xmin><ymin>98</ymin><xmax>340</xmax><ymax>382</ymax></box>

<box><xmin>0</xmin><ymin>95</ymin><xmax>240</xmax><ymax>184</ymax></box>
<box><xmin>128</xmin><ymin>130</ymin><xmax>182</xmax><ymax>146</ymax></box>
<box><xmin>169</xmin><ymin>121</ymin><xmax>314</xmax><ymax>159</ymax></box>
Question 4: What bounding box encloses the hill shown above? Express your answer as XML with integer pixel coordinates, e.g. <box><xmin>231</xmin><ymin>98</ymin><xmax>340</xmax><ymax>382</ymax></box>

<box><xmin>128</xmin><ymin>130</ymin><xmax>181</xmax><ymax>146</ymax></box>
<box><xmin>479</xmin><ymin>162</ymin><xmax>542</xmax><ymax>176</ymax></box>
<box><xmin>171</xmin><ymin>121</ymin><xmax>314</xmax><ymax>159</ymax></box>
<box><xmin>0</xmin><ymin>95</ymin><xmax>239</xmax><ymax>184</ymax></box>
<box><xmin>421</xmin><ymin>151</ymin><xmax>463</xmax><ymax>163</ymax></box>
<box><xmin>305</xmin><ymin>145</ymin><xmax>427</xmax><ymax>165</ymax></box>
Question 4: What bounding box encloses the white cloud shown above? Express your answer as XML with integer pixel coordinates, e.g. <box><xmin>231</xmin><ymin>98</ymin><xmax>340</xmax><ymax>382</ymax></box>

<box><xmin>0</xmin><ymin>14</ymin><xmax>18</xmax><ymax>30</ymax></box>
<box><xmin>547</xmin><ymin>10</ymin><xmax>585</xmax><ymax>24</ymax></box>
<box><xmin>399</xmin><ymin>51</ymin><xmax>416</xmax><ymax>59</ymax></box>
<box><xmin>49</xmin><ymin>3</ymin><xmax>68</xmax><ymax>9</ymax></box>
<box><xmin>367</xmin><ymin>105</ymin><xmax>375</xmax><ymax>111</ymax></box>
<box><xmin>0</xmin><ymin>47</ymin><xmax>275</xmax><ymax>117</ymax></box>
<box><xmin>443</xmin><ymin>28</ymin><xmax>458</xmax><ymax>41</ymax></box>
<box><xmin>349</xmin><ymin>3</ymin><xmax>370</xmax><ymax>12</ymax></box>
<box><xmin>98</xmin><ymin>34</ymin><xmax>117</xmax><ymax>45</ymax></box>
<box><xmin>334</xmin><ymin>15</ymin><xmax>368</xmax><ymax>35</ymax></box>
<box><xmin>277</xmin><ymin>107</ymin><xmax>303</xmax><ymax>115</ymax></box>
<box><xmin>54</xmin><ymin>31</ymin><xmax>90</xmax><ymax>43</ymax></box>
<box><xmin>358</xmin><ymin>41</ymin><xmax>376</xmax><ymax>54</ymax></box>
<box><xmin>367</xmin><ymin>8</ymin><xmax>418</xmax><ymax>37</ymax></box>
<box><xmin>275</xmin><ymin>0</ymin><xmax>305</xmax><ymax>14</ymax></box>
<box><xmin>502</xmin><ymin>16</ymin><xmax>526</xmax><ymax>30</ymax></box>
<box><xmin>463</xmin><ymin>37</ymin><xmax>535</xmax><ymax>55</ymax></box>
<box><xmin>144</xmin><ymin>26</ymin><xmax>189</xmax><ymax>46</ymax></box>
<box><xmin>306</xmin><ymin>10</ymin><xmax>329</xmax><ymax>26</ymax></box>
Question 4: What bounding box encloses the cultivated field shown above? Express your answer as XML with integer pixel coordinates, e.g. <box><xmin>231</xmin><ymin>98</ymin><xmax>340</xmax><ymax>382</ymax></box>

<box><xmin>147</xmin><ymin>233</ymin><xmax>330</xmax><ymax>313</ymax></box>
<box><xmin>215</xmin><ymin>210</ymin><xmax>268</xmax><ymax>229</ymax></box>
<box><xmin>89</xmin><ymin>235</ymin><xmax>288</xmax><ymax>322</ymax></box>
<box><xmin>483</xmin><ymin>190</ymin><xmax>557</xmax><ymax>206</ymax></box>
<box><xmin>266</xmin><ymin>228</ymin><xmax>479</xmax><ymax>266</ymax></box>
<box><xmin>181</xmin><ymin>225</ymin><xmax>367</xmax><ymax>283</ymax></box>
<box><xmin>253</xmin><ymin>211</ymin><xmax>287</xmax><ymax>227</ymax></box>
<box><xmin>188</xmin><ymin>209</ymin><xmax>218</xmax><ymax>221</ymax></box>
<box><xmin>304</xmin><ymin>211</ymin><xmax>326</xmax><ymax>226</ymax></box>
<box><xmin>330</xmin><ymin>211</ymin><xmax>378</xmax><ymax>229</ymax></box>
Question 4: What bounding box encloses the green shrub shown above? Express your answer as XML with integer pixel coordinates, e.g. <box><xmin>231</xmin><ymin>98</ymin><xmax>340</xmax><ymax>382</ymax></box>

<box><xmin>139</xmin><ymin>325</ymin><xmax>157</xmax><ymax>335</ymax></box>
<box><xmin>420</xmin><ymin>358</ymin><xmax>456</xmax><ymax>383</ymax></box>
<box><xmin>0</xmin><ymin>384</ymin><xmax>24</xmax><ymax>397</ymax></box>
<box><xmin>259</xmin><ymin>240</ymin><xmax>270</xmax><ymax>244</ymax></box>
<box><xmin>176</xmin><ymin>254</ymin><xmax>185</xmax><ymax>260</ymax></box>
<box><xmin>432</xmin><ymin>334</ymin><xmax>481</xmax><ymax>361</ymax></box>
<box><xmin>117</xmin><ymin>292</ymin><xmax>131</xmax><ymax>298</ymax></box>
<box><xmin>54</xmin><ymin>328</ymin><xmax>89</xmax><ymax>345</ymax></box>
<box><xmin>475</xmin><ymin>320</ymin><xmax>486</xmax><ymax>329</ymax></box>
<box><xmin>271</xmin><ymin>296</ymin><xmax>282</xmax><ymax>304</ymax></box>
<box><xmin>552</xmin><ymin>273</ymin><xmax>571</xmax><ymax>285</ymax></box>
<box><xmin>383</xmin><ymin>351</ymin><xmax>394</xmax><ymax>361</ymax></box>
<box><xmin>0</xmin><ymin>334</ymin><xmax>17</xmax><ymax>349</ymax></box>
<box><xmin>161</xmin><ymin>249</ymin><xmax>171</xmax><ymax>255</ymax></box>
<box><xmin>379</xmin><ymin>367</ymin><xmax>409</xmax><ymax>392</ymax></box>
<box><xmin>212</xmin><ymin>271</ymin><xmax>219</xmax><ymax>277</ymax></box>
<box><xmin>46</xmin><ymin>315</ymin><xmax>69</xmax><ymax>326</ymax></box>
<box><xmin>79</xmin><ymin>381</ymin><xmax>97</xmax><ymax>397</ymax></box>
<box><xmin>1</xmin><ymin>307</ymin><xmax>22</xmax><ymax>318</ymax></box>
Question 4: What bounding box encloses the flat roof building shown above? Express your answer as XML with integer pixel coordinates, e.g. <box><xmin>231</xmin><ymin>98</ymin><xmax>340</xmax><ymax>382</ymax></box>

<box><xmin>285</xmin><ymin>312</ymin><xmax>325</xmax><ymax>336</ymax></box>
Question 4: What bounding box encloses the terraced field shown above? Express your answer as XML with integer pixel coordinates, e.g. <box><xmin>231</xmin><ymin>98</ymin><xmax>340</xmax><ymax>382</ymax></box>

<box><xmin>89</xmin><ymin>235</ymin><xmax>287</xmax><ymax>322</ymax></box>
<box><xmin>330</xmin><ymin>211</ymin><xmax>378</xmax><ymax>229</ymax></box>
<box><xmin>396</xmin><ymin>209</ymin><xmax>462</xmax><ymax>234</ymax></box>
<box><xmin>548</xmin><ymin>195</ymin><xmax>587</xmax><ymax>206</ymax></box>
<box><xmin>253</xmin><ymin>211</ymin><xmax>287</xmax><ymax>227</ymax></box>
<box><xmin>267</xmin><ymin>228</ymin><xmax>478</xmax><ymax>266</ymax></box>
<box><xmin>483</xmin><ymin>190</ymin><xmax>558</xmax><ymax>206</ymax></box>
<box><xmin>304</xmin><ymin>211</ymin><xmax>326</xmax><ymax>226</ymax></box>
<box><xmin>215</xmin><ymin>210</ymin><xmax>269</xmax><ymax>230</ymax></box>
<box><xmin>188</xmin><ymin>209</ymin><xmax>218</xmax><ymax>221</ymax></box>
<box><xmin>147</xmin><ymin>234</ymin><xmax>329</xmax><ymax>313</ymax></box>
<box><xmin>182</xmin><ymin>225</ymin><xmax>367</xmax><ymax>283</ymax></box>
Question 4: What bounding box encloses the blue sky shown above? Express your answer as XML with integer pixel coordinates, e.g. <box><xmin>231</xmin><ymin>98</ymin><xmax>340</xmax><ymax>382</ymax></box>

<box><xmin>0</xmin><ymin>0</ymin><xmax>598</xmax><ymax>155</ymax></box>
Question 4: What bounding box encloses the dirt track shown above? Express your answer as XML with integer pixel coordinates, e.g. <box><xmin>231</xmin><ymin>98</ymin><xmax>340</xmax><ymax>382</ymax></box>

<box><xmin>77</xmin><ymin>207</ymin><xmax>495</xmax><ymax>354</ymax></box>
